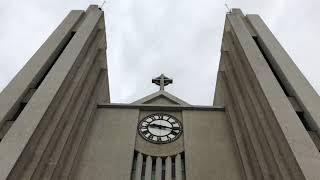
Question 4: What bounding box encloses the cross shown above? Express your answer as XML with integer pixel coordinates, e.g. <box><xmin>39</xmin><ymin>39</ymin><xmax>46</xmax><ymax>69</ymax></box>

<box><xmin>152</xmin><ymin>74</ymin><xmax>173</xmax><ymax>91</ymax></box>
<box><xmin>100</xmin><ymin>0</ymin><xmax>106</xmax><ymax>9</ymax></box>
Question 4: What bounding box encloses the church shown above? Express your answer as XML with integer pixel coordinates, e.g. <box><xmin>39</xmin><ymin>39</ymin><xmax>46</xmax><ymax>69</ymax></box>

<box><xmin>0</xmin><ymin>4</ymin><xmax>320</xmax><ymax>180</ymax></box>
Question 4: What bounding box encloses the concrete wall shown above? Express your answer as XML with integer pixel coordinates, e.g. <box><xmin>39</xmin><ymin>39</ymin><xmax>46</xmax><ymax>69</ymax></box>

<box><xmin>72</xmin><ymin>108</ymin><xmax>139</xmax><ymax>180</ymax></box>
<box><xmin>183</xmin><ymin>110</ymin><xmax>244</xmax><ymax>180</ymax></box>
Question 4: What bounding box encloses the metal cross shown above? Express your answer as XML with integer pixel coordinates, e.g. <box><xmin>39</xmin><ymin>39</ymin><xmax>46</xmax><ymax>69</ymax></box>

<box><xmin>100</xmin><ymin>1</ymin><xmax>106</xmax><ymax>9</ymax></box>
<box><xmin>152</xmin><ymin>74</ymin><xmax>173</xmax><ymax>91</ymax></box>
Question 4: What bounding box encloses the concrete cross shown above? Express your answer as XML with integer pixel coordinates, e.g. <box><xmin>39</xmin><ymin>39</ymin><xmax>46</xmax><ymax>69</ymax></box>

<box><xmin>152</xmin><ymin>74</ymin><xmax>173</xmax><ymax>91</ymax></box>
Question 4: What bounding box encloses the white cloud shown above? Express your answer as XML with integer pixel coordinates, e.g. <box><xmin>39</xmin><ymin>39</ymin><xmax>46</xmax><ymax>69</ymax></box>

<box><xmin>0</xmin><ymin>0</ymin><xmax>319</xmax><ymax>105</ymax></box>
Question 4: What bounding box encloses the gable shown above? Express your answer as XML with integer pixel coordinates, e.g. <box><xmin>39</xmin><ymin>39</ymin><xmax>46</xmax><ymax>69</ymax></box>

<box><xmin>131</xmin><ymin>91</ymin><xmax>190</xmax><ymax>106</ymax></box>
<box><xmin>144</xmin><ymin>95</ymin><xmax>179</xmax><ymax>105</ymax></box>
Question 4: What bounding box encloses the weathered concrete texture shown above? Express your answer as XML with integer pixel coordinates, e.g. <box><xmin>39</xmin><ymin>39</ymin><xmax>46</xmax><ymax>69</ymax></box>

<box><xmin>217</xmin><ymin>8</ymin><xmax>320</xmax><ymax>180</ymax></box>
<box><xmin>0</xmin><ymin>9</ymin><xmax>83</xmax><ymax>130</ymax></box>
<box><xmin>213</xmin><ymin>56</ymin><xmax>225</xmax><ymax>107</ymax></box>
<box><xmin>72</xmin><ymin>108</ymin><xmax>139</xmax><ymax>180</ymax></box>
<box><xmin>183</xmin><ymin>110</ymin><xmax>244</xmax><ymax>180</ymax></box>
<box><xmin>246</xmin><ymin>15</ymin><xmax>320</xmax><ymax>135</ymax></box>
<box><xmin>0</xmin><ymin>5</ymin><xmax>109</xmax><ymax>180</ymax></box>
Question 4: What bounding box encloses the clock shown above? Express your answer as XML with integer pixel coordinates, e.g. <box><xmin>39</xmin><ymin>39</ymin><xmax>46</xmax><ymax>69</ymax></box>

<box><xmin>138</xmin><ymin>113</ymin><xmax>182</xmax><ymax>144</ymax></box>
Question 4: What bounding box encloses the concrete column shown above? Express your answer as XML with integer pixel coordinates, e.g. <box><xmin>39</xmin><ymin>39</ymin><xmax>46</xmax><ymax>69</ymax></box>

<box><xmin>145</xmin><ymin>156</ymin><xmax>152</xmax><ymax>180</ymax></box>
<box><xmin>165</xmin><ymin>156</ymin><xmax>172</xmax><ymax>180</ymax></box>
<box><xmin>134</xmin><ymin>153</ymin><xmax>143</xmax><ymax>180</ymax></box>
<box><xmin>175</xmin><ymin>154</ymin><xmax>182</xmax><ymax>180</ymax></box>
<box><xmin>155</xmin><ymin>157</ymin><xmax>162</xmax><ymax>180</ymax></box>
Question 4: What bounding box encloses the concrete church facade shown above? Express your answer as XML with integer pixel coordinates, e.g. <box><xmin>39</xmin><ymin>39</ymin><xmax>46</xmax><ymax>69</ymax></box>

<box><xmin>0</xmin><ymin>4</ymin><xmax>319</xmax><ymax>180</ymax></box>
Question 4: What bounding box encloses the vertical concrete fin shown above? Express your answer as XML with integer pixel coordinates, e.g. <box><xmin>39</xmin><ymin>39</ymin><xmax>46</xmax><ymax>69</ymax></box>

<box><xmin>175</xmin><ymin>154</ymin><xmax>182</xmax><ymax>180</ymax></box>
<box><xmin>155</xmin><ymin>157</ymin><xmax>162</xmax><ymax>180</ymax></box>
<box><xmin>165</xmin><ymin>156</ymin><xmax>172</xmax><ymax>180</ymax></box>
<box><xmin>57</xmin><ymin>70</ymin><xmax>106</xmax><ymax>180</ymax></box>
<box><xmin>213</xmin><ymin>56</ymin><xmax>225</xmax><ymax>106</ymax></box>
<box><xmin>0</xmin><ymin>10</ymin><xmax>84</xmax><ymax>136</ymax></box>
<box><xmin>247</xmin><ymin>14</ymin><xmax>320</xmax><ymax>136</ymax></box>
<box><xmin>0</xmin><ymin>7</ymin><xmax>104</xmax><ymax>180</ymax></box>
<box><xmin>224</xmin><ymin>10</ymin><xmax>320</xmax><ymax>180</ymax></box>
<box><xmin>145</xmin><ymin>156</ymin><xmax>152</xmax><ymax>179</ymax></box>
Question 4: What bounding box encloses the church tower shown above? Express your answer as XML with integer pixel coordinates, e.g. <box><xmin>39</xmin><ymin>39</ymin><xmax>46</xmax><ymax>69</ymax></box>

<box><xmin>0</xmin><ymin>5</ymin><xmax>320</xmax><ymax>180</ymax></box>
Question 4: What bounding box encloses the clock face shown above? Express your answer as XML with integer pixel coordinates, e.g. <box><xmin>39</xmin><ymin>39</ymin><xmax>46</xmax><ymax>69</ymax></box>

<box><xmin>138</xmin><ymin>113</ymin><xmax>182</xmax><ymax>144</ymax></box>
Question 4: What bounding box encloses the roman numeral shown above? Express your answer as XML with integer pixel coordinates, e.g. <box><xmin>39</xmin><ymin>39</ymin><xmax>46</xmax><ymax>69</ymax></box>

<box><xmin>171</xmin><ymin>130</ymin><xmax>179</xmax><ymax>136</ymax></box>
<box><xmin>172</xmin><ymin>127</ymin><xmax>180</xmax><ymax>130</ymax></box>
<box><xmin>150</xmin><ymin>116</ymin><xmax>156</xmax><ymax>121</ymax></box>
<box><xmin>141</xmin><ymin>130</ymin><xmax>149</xmax><ymax>135</ymax></box>
<box><xmin>148</xmin><ymin>135</ymin><xmax>154</xmax><ymax>140</ymax></box>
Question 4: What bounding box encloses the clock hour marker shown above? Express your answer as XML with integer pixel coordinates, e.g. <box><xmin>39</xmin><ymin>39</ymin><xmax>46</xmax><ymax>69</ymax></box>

<box><xmin>172</xmin><ymin>123</ymin><xmax>179</xmax><ymax>127</ymax></box>
<box><xmin>168</xmin><ymin>134</ymin><xmax>175</xmax><ymax>139</ymax></box>
<box><xmin>171</xmin><ymin>130</ymin><xmax>179</xmax><ymax>136</ymax></box>
<box><xmin>172</xmin><ymin>127</ymin><xmax>180</xmax><ymax>130</ymax></box>
<box><xmin>161</xmin><ymin>136</ymin><xmax>168</xmax><ymax>141</ymax></box>
<box><xmin>138</xmin><ymin>113</ymin><xmax>182</xmax><ymax>144</ymax></box>
<box><xmin>149</xmin><ymin>135</ymin><xmax>154</xmax><ymax>140</ymax></box>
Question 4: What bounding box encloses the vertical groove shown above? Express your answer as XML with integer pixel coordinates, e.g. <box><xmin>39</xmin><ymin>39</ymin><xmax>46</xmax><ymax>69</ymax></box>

<box><xmin>34</xmin><ymin>32</ymin><xmax>76</xmax><ymax>89</ymax></box>
<box><xmin>63</xmin><ymin>73</ymin><xmax>105</xmax><ymax>180</ymax></box>
<box><xmin>230</xmin><ymin>35</ymin><xmax>293</xmax><ymax>179</ymax></box>
<box><xmin>224</xmin><ymin>78</ymin><xmax>259</xmax><ymax>180</ymax></box>
<box><xmin>42</xmin><ymin>55</ymin><xmax>102</xmax><ymax>180</ymax></box>
<box><xmin>225</xmin><ymin>32</ymin><xmax>284</xmax><ymax>179</ymax></box>
<box><xmin>224</xmin><ymin>54</ymin><xmax>271</xmax><ymax>178</ymax></box>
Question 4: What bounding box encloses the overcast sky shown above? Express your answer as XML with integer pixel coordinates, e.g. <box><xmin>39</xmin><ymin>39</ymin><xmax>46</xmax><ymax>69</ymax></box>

<box><xmin>0</xmin><ymin>0</ymin><xmax>319</xmax><ymax>105</ymax></box>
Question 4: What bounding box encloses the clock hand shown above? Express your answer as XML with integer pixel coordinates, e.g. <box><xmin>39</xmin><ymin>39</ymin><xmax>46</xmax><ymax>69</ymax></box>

<box><xmin>149</xmin><ymin>124</ymin><xmax>164</xmax><ymax>129</ymax></box>
<box><xmin>149</xmin><ymin>124</ymin><xmax>172</xmax><ymax>129</ymax></box>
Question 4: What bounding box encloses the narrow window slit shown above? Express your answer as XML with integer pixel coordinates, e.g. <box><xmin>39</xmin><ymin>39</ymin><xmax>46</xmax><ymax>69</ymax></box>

<box><xmin>34</xmin><ymin>31</ymin><xmax>76</xmax><ymax>89</ymax></box>
<box><xmin>252</xmin><ymin>36</ymin><xmax>290</xmax><ymax>96</ymax></box>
